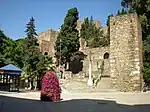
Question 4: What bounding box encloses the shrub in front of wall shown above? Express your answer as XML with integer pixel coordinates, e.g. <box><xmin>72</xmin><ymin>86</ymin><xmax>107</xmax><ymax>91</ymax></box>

<box><xmin>40</xmin><ymin>71</ymin><xmax>61</xmax><ymax>101</ymax></box>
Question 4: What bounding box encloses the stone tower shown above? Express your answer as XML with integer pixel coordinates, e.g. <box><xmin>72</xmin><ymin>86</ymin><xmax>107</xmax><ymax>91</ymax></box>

<box><xmin>38</xmin><ymin>29</ymin><xmax>59</xmax><ymax>57</ymax></box>
<box><xmin>109</xmin><ymin>13</ymin><xmax>144</xmax><ymax>92</ymax></box>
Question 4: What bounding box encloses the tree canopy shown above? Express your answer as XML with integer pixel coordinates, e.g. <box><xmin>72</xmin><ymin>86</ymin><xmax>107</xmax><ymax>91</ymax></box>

<box><xmin>80</xmin><ymin>16</ymin><xmax>108</xmax><ymax>48</ymax></box>
<box><xmin>55</xmin><ymin>7</ymin><xmax>80</xmax><ymax>68</ymax></box>
<box><xmin>0</xmin><ymin>17</ymin><xmax>54</xmax><ymax>90</ymax></box>
<box><xmin>24</xmin><ymin>17</ymin><xmax>54</xmax><ymax>89</ymax></box>
<box><xmin>0</xmin><ymin>30</ymin><xmax>8</xmax><ymax>66</ymax></box>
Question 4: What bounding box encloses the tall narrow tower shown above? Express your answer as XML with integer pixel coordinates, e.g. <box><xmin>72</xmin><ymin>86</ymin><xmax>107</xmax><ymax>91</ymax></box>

<box><xmin>109</xmin><ymin>13</ymin><xmax>144</xmax><ymax>92</ymax></box>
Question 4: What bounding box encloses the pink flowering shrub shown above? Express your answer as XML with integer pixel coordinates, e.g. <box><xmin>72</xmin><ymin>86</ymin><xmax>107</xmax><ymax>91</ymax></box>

<box><xmin>40</xmin><ymin>71</ymin><xmax>61</xmax><ymax>101</ymax></box>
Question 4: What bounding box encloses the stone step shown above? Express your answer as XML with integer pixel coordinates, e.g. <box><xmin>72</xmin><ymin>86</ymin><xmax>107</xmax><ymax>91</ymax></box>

<box><xmin>96</xmin><ymin>77</ymin><xmax>111</xmax><ymax>89</ymax></box>
<box><xmin>60</xmin><ymin>79</ymin><xmax>116</xmax><ymax>93</ymax></box>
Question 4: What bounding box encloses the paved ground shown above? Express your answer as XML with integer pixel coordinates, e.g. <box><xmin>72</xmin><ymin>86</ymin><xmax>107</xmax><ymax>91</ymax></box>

<box><xmin>0</xmin><ymin>90</ymin><xmax>150</xmax><ymax>112</ymax></box>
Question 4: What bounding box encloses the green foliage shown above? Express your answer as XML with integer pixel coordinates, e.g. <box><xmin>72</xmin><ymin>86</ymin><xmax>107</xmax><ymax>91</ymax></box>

<box><xmin>0</xmin><ymin>17</ymin><xmax>54</xmax><ymax>90</ymax></box>
<box><xmin>0</xmin><ymin>54</ymin><xmax>5</xmax><ymax>67</ymax></box>
<box><xmin>55</xmin><ymin>7</ymin><xmax>80</xmax><ymax>65</ymax></box>
<box><xmin>80</xmin><ymin>17</ymin><xmax>89</xmax><ymax>39</ymax></box>
<box><xmin>14</xmin><ymin>38</ymin><xmax>28</xmax><ymax>68</ymax></box>
<box><xmin>121</xmin><ymin>0</ymin><xmax>150</xmax><ymax>81</ymax></box>
<box><xmin>121</xmin><ymin>0</ymin><xmax>148</xmax><ymax>14</ymax></box>
<box><xmin>3</xmin><ymin>37</ymin><xmax>16</xmax><ymax>64</ymax></box>
<box><xmin>25</xmin><ymin>17</ymin><xmax>38</xmax><ymax>46</ymax></box>
<box><xmin>117</xmin><ymin>8</ymin><xmax>127</xmax><ymax>15</ymax></box>
<box><xmin>24</xmin><ymin>17</ymin><xmax>40</xmax><ymax>78</ymax></box>
<box><xmin>106</xmin><ymin>14</ymin><xmax>113</xmax><ymax>47</ymax></box>
<box><xmin>23</xmin><ymin>17</ymin><xmax>53</xmax><ymax>89</ymax></box>
<box><xmin>106</xmin><ymin>14</ymin><xmax>113</xmax><ymax>26</ymax></box>
<box><xmin>0</xmin><ymin>31</ymin><xmax>18</xmax><ymax>66</ymax></box>
<box><xmin>0</xmin><ymin>30</ymin><xmax>7</xmax><ymax>66</ymax></box>
<box><xmin>80</xmin><ymin>16</ymin><xmax>108</xmax><ymax>48</ymax></box>
<box><xmin>24</xmin><ymin>17</ymin><xmax>54</xmax><ymax>89</ymax></box>
<box><xmin>143</xmin><ymin>35</ymin><xmax>150</xmax><ymax>81</ymax></box>
<box><xmin>0</xmin><ymin>30</ymin><xmax>6</xmax><ymax>52</ymax></box>
<box><xmin>23</xmin><ymin>46</ymin><xmax>53</xmax><ymax>80</ymax></box>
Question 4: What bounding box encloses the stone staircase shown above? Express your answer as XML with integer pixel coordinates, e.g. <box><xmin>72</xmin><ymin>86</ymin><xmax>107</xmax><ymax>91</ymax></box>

<box><xmin>95</xmin><ymin>59</ymin><xmax>111</xmax><ymax>90</ymax></box>
<box><xmin>96</xmin><ymin>77</ymin><xmax>111</xmax><ymax>89</ymax></box>
<box><xmin>60</xmin><ymin>76</ymin><xmax>115</xmax><ymax>93</ymax></box>
<box><xmin>102</xmin><ymin>59</ymin><xmax>110</xmax><ymax>77</ymax></box>
<box><xmin>59</xmin><ymin>58</ymin><xmax>115</xmax><ymax>93</ymax></box>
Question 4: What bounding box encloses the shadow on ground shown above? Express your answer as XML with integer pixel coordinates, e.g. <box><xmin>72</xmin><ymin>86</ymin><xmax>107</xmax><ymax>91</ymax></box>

<box><xmin>0</xmin><ymin>95</ymin><xmax>150</xmax><ymax>112</ymax></box>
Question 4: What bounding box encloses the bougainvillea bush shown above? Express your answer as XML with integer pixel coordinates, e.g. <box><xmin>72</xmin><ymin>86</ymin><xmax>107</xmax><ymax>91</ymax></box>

<box><xmin>40</xmin><ymin>71</ymin><xmax>61</xmax><ymax>102</ymax></box>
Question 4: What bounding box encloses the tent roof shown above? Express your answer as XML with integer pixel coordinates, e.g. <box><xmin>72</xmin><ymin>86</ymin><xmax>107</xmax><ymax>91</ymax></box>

<box><xmin>0</xmin><ymin>64</ymin><xmax>22</xmax><ymax>72</ymax></box>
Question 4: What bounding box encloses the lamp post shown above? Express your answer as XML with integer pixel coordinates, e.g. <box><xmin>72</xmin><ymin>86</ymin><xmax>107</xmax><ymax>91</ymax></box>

<box><xmin>87</xmin><ymin>50</ymin><xmax>93</xmax><ymax>87</ymax></box>
<box><xmin>59</xmin><ymin>38</ymin><xmax>62</xmax><ymax>78</ymax></box>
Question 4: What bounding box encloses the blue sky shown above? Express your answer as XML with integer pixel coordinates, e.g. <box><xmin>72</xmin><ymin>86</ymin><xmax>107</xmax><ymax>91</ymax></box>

<box><xmin>0</xmin><ymin>0</ymin><xmax>122</xmax><ymax>40</ymax></box>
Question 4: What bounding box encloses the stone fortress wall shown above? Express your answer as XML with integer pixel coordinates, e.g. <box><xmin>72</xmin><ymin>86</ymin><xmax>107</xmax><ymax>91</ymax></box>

<box><xmin>38</xmin><ymin>20</ymin><xmax>101</xmax><ymax>60</ymax></box>
<box><xmin>109</xmin><ymin>13</ymin><xmax>144</xmax><ymax>92</ymax></box>
<box><xmin>82</xmin><ymin>47</ymin><xmax>110</xmax><ymax>76</ymax></box>
<box><xmin>38</xmin><ymin>29</ymin><xmax>59</xmax><ymax>57</ymax></box>
<box><xmin>38</xmin><ymin>13</ymin><xmax>144</xmax><ymax>92</ymax></box>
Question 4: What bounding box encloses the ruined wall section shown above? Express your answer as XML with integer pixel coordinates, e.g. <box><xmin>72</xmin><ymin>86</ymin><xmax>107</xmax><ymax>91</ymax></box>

<box><xmin>83</xmin><ymin>47</ymin><xmax>110</xmax><ymax>76</ymax></box>
<box><xmin>110</xmin><ymin>13</ymin><xmax>143</xmax><ymax>92</ymax></box>
<box><xmin>38</xmin><ymin>29</ymin><xmax>59</xmax><ymax>57</ymax></box>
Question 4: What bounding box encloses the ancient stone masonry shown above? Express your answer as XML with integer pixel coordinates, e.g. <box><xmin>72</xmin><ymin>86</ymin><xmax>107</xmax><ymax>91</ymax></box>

<box><xmin>82</xmin><ymin>47</ymin><xmax>110</xmax><ymax>76</ymax></box>
<box><xmin>79</xmin><ymin>13</ymin><xmax>143</xmax><ymax>92</ymax></box>
<box><xmin>81</xmin><ymin>46</ymin><xmax>110</xmax><ymax>88</ymax></box>
<box><xmin>38</xmin><ymin>13</ymin><xmax>144</xmax><ymax>92</ymax></box>
<box><xmin>109</xmin><ymin>13</ymin><xmax>144</xmax><ymax>92</ymax></box>
<box><xmin>38</xmin><ymin>29</ymin><xmax>59</xmax><ymax>57</ymax></box>
<box><xmin>38</xmin><ymin>20</ymin><xmax>101</xmax><ymax>56</ymax></box>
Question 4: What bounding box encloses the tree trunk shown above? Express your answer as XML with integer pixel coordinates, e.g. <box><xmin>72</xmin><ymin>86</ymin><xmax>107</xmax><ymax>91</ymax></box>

<box><xmin>65</xmin><ymin>61</ymin><xmax>69</xmax><ymax>70</ymax></box>
<box><xmin>30</xmin><ymin>80</ymin><xmax>34</xmax><ymax>90</ymax></box>
<box><xmin>37</xmin><ymin>80</ymin><xmax>41</xmax><ymax>90</ymax></box>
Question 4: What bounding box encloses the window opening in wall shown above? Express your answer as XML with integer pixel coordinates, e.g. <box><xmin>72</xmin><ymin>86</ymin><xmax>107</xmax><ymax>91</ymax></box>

<box><xmin>44</xmin><ymin>52</ymin><xmax>48</xmax><ymax>55</ymax></box>
<box><xmin>104</xmin><ymin>52</ymin><xmax>109</xmax><ymax>59</ymax></box>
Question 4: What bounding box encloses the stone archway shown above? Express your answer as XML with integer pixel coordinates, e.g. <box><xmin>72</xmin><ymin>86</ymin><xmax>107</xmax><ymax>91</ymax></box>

<box><xmin>103</xmin><ymin>52</ymin><xmax>109</xmax><ymax>59</ymax></box>
<box><xmin>44</xmin><ymin>52</ymin><xmax>48</xmax><ymax>55</ymax></box>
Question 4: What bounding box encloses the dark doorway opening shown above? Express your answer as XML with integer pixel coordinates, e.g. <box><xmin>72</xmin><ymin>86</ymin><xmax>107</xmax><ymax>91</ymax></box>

<box><xmin>44</xmin><ymin>52</ymin><xmax>48</xmax><ymax>55</ymax></box>
<box><xmin>104</xmin><ymin>52</ymin><xmax>109</xmax><ymax>59</ymax></box>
